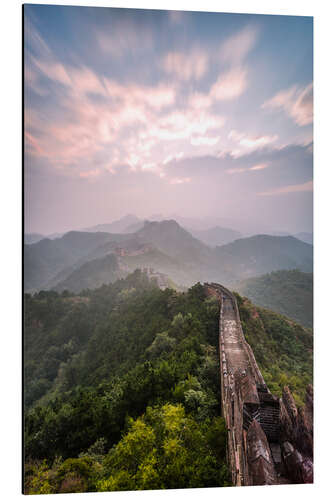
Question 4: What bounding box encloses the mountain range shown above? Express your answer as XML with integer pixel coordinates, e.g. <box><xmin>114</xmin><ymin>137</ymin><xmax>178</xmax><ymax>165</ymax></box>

<box><xmin>25</xmin><ymin>214</ymin><xmax>313</xmax><ymax>247</ymax></box>
<box><xmin>24</xmin><ymin>219</ymin><xmax>313</xmax><ymax>295</ymax></box>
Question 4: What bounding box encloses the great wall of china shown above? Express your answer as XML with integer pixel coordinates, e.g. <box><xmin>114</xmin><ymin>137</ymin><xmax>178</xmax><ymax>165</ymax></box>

<box><xmin>205</xmin><ymin>283</ymin><xmax>314</xmax><ymax>486</ymax></box>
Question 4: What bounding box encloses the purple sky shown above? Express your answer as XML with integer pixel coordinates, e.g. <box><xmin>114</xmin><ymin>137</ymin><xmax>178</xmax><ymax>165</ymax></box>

<box><xmin>24</xmin><ymin>5</ymin><xmax>313</xmax><ymax>235</ymax></box>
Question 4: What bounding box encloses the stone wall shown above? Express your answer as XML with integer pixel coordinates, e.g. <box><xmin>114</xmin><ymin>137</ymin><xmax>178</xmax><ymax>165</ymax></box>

<box><xmin>205</xmin><ymin>283</ymin><xmax>313</xmax><ymax>486</ymax></box>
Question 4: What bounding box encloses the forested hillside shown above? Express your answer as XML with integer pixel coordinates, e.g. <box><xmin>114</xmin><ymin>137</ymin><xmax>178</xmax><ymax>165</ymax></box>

<box><xmin>53</xmin><ymin>253</ymin><xmax>124</xmax><ymax>293</ymax></box>
<box><xmin>235</xmin><ymin>293</ymin><xmax>313</xmax><ymax>406</ymax></box>
<box><xmin>24</xmin><ymin>272</ymin><xmax>230</xmax><ymax>493</ymax></box>
<box><xmin>234</xmin><ymin>270</ymin><xmax>313</xmax><ymax>328</ymax></box>
<box><xmin>24</xmin><ymin>272</ymin><xmax>312</xmax><ymax>493</ymax></box>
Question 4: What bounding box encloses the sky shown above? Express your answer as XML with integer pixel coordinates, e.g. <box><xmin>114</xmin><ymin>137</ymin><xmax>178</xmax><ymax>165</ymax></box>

<box><xmin>24</xmin><ymin>5</ymin><xmax>313</xmax><ymax>235</ymax></box>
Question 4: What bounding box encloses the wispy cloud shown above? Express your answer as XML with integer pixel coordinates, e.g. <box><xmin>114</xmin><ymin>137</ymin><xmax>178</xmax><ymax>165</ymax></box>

<box><xmin>31</xmin><ymin>56</ymin><xmax>72</xmax><ymax>87</ymax></box>
<box><xmin>188</xmin><ymin>92</ymin><xmax>212</xmax><ymax>110</ymax></box>
<box><xmin>228</xmin><ymin>129</ymin><xmax>278</xmax><ymax>156</ymax></box>
<box><xmin>210</xmin><ymin>67</ymin><xmax>247</xmax><ymax>101</ymax></box>
<box><xmin>163</xmin><ymin>152</ymin><xmax>184</xmax><ymax>165</ymax></box>
<box><xmin>220</xmin><ymin>26</ymin><xmax>258</xmax><ymax>64</ymax></box>
<box><xmin>24</xmin><ymin>16</ymin><xmax>51</xmax><ymax>57</ymax></box>
<box><xmin>250</xmin><ymin>163</ymin><xmax>269</xmax><ymax>171</ymax></box>
<box><xmin>262</xmin><ymin>83</ymin><xmax>313</xmax><ymax>126</ymax></box>
<box><xmin>190</xmin><ymin>135</ymin><xmax>220</xmax><ymax>146</ymax></box>
<box><xmin>226</xmin><ymin>162</ymin><xmax>269</xmax><ymax>174</ymax></box>
<box><xmin>162</xmin><ymin>49</ymin><xmax>208</xmax><ymax>81</ymax></box>
<box><xmin>259</xmin><ymin>180</ymin><xmax>313</xmax><ymax>196</ymax></box>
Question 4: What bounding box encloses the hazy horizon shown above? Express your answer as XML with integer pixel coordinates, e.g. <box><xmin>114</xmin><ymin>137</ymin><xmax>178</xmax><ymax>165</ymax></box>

<box><xmin>25</xmin><ymin>211</ymin><xmax>313</xmax><ymax>239</ymax></box>
<box><xmin>24</xmin><ymin>6</ymin><xmax>313</xmax><ymax>236</ymax></box>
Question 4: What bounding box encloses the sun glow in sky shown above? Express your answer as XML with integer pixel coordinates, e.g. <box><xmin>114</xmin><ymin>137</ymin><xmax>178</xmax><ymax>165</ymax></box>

<box><xmin>24</xmin><ymin>5</ymin><xmax>313</xmax><ymax>234</ymax></box>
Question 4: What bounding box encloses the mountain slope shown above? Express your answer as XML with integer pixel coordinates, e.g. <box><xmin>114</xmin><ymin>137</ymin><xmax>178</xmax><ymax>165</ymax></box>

<box><xmin>24</xmin><ymin>221</ymin><xmax>211</xmax><ymax>291</ymax></box>
<box><xmin>136</xmin><ymin>220</ymin><xmax>212</xmax><ymax>263</ymax></box>
<box><xmin>53</xmin><ymin>253</ymin><xmax>124</xmax><ymax>293</ymax></box>
<box><xmin>24</xmin><ymin>233</ymin><xmax>45</xmax><ymax>245</ymax></box>
<box><xmin>294</xmin><ymin>232</ymin><xmax>313</xmax><ymax>245</ymax></box>
<box><xmin>233</xmin><ymin>270</ymin><xmax>313</xmax><ymax>328</ymax></box>
<box><xmin>24</xmin><ymin>222</ymin><xmax>314</xmax><ymax>294</ymax></box>
<box><xmin>214</xmin><ymin>235</ymin><xmax>313</xmax><ymax>281</ymax></box>
<box><xmin>124</xmin><ymin>220</ymin><xmax>144</xmax><ymax>233</ymax></box>
<box><xmin>24</xmin><ymin>231</ymin><xmax>118</xmax><ymax>291</ymax></box>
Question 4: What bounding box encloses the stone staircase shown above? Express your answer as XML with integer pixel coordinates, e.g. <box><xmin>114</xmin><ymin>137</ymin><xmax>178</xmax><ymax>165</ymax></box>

<box><xmin>260</xmin><ymin>402</ymin><xmax>280</xmax><ymax>442</ymax></box>
<box><xmin>257</xmin><ymin>384</ymin><xmax>280</xmax><ymax>443</ymax></box>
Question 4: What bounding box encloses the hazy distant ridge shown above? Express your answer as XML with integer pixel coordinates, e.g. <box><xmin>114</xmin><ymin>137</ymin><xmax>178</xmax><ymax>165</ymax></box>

<box><xmin>24</xmin><ymin>220</ymin><xmax>313</xmax><ymax>293</ymax></box>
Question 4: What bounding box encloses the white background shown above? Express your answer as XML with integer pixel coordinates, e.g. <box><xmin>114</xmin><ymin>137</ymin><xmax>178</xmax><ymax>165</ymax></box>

<box><xmin>0</xmin><ymin>0</ymin><xmax>332</xmax><ymax>498</ymax></box>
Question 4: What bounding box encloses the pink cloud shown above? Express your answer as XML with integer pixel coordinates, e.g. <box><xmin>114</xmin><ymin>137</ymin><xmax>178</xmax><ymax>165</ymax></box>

<box><xmin>226</xmin><ymin>162</ymin><xmax>269</xmax><ymax>175</ymax></box>
<box><xmin>262</xmin><ymin>83</ymin><xmax>313</xmax><ymax>126</ymax></box>
<box><xmin>31</xmin><ymin>57</ymin><xmax>176</xmax><ymax>115</ymax></box>
<box><xmin>250</xmin><ymin>163</ymin><xmax>269</xmax><ymax>171</ymax></box>
<box><xmin>228</xmin><ymin>129</ymin><xmax>278</xmax><ymax>156</ymax></box>
<box><xmin>188</xmin><ymin>92</ymin><xmax>212</xmax><ymax>110</ymax></box>
<box><xmin>132</xmin><ymin>85</ymin><xmax>176</xmax><ymax>110</ymax></box>
<box><xmin>25</xmin><ymin>131</ymin><xmax>43</xmax><ymax>156</ymax></box>
<box><xmin>169</xmin><ymin>177</ymin><xmax>191</xmax><ymax>185</ymax></box>
<box><xmin>163</xmin><ymin>152</ymin><xmax>184</xmax><ymax>165</ymax></box>
<box><xmin>103</xmin><ymin>78</ymin><xmax>175</xmax><ymax>110</ymax></box>
<box><xmin>25</xmin><ymin>49</ymin><xmax>224</xmax><ymax>180</ymax></box>
<box><xmin>162</xmin><ymin>50</ymin><xmax>208</xmax><ymax>81</ymax></box>
<box><xmin>141</xmin><ymin>162</ymin><xmax>157</xmax><ymax>171</ymax></box>
<box><xmin>145</xmin><ymin>109</ymin><xmax>224</xmax><ymax>143</ymax></box>
<box><xmin>259</xmin><ymin>180</ymin><xmax>313</xmax><ymax>196</ymax></box>
<box><xmin>190</xmin><ymin>135</ymin><xmax>220</xmax><ymax>146</ymax></box>
<box><xmin>25</xmin><ymin>72</ymin><xmax>174</xmax><ymax>169</ymax></box>
<box><xmin>32</xmin><ymin>57</ymin><xmax>72</xmax><ymax>87</ymax></box>
<box><xmin>69</xmin><ymin>66</ymin><xmax>106</xmax><ymax>96</ymax></box>
<box><xmin>210</xmin><ymin>67</ymin><xmax>247</xmax><ymax>101</ymax></box>
<box><xmin>221</xmin><ymin>26</ymin><xmax>258</xmax><ymax>64</ymax></box>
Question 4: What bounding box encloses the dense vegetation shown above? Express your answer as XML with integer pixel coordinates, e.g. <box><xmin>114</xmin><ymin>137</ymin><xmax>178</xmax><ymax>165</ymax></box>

<box><xmin>24</xmin><ymin>272</ymin><xmax>230</xmax><ymax>493</ymax></box>
<box><xmin>24</xmin><ymin>271</ymin><xmax>313</xmax><ymax>493</ymax></box>
<box><xmin>235</xmin><ymin>292</ymin><xmax>313</xmax><ymax>406</ymax></box>
<box><xmin>234</xmin><ymin>270</ymin><xmax>313</xmax><ymax>328</ymax></box>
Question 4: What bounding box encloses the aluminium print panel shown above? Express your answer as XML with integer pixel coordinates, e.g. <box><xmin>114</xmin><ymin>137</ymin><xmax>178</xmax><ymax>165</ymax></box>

<box><xmin>23</xmin><ymin>3</ymin><xmax>313</xmax><ymax>494</ymax></box>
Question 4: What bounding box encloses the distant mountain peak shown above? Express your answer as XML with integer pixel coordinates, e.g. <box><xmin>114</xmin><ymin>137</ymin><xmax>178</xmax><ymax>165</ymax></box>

<box><xmin>141</xmin><ymin>219</ymin><xmax>182</xmax><ymax>230</ymax></box>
